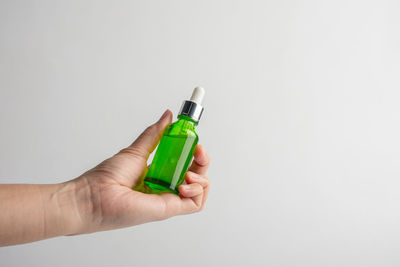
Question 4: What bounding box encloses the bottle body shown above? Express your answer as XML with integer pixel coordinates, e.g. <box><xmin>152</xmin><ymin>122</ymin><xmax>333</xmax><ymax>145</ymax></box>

<box><xmin>144</xmin><ymin>115</ymin><xmax>199</xmax><ymax>194</ymax></box>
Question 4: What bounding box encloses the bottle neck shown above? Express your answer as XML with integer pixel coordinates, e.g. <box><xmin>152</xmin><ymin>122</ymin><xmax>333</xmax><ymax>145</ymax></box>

<box><xmin>178</xmin><ymin>114</ymin><xmax>198</xmax><ymax>126</ymax></box>
<box><xmin>178</xmin><ymin>100</ymin><xmax>204</xmax><ymax>122</ymax></box>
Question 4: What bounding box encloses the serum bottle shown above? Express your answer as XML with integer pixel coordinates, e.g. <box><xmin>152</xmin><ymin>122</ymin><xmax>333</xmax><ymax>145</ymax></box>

<box><xmin>144</xmin><ymin>87</ymin><xmax>205</xmax><ymax>194</ymax></box>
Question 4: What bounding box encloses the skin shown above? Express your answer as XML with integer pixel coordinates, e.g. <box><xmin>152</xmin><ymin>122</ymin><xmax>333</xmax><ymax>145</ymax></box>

<box><xmin>0</xmin><ymin>110</ymin><xmax>210</xmax><ymax>247</ymax></box>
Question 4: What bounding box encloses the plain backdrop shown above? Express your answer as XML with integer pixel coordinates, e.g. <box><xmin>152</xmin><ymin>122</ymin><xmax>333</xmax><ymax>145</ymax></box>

<box><xmin>1</xmin><ymin>0</ymin><xmax>400</xmax><ymax>266</ymax></box>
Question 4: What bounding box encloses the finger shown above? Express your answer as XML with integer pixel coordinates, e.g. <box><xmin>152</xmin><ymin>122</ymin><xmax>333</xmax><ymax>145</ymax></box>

<box><xmin>179</xmin><ymin>183</ymin><xmax>203</xmax><ymax>198</ymax></box>
<box><xmin>179</xmin><ymin>183</ymin><xmax>204</xmax><ymax>211</ymax></box>
<box><xmin>185</xmin><ymin>171</ymin><xmax>210</xmax><ymax>209</ymax></box>
<box><xmin>157</xmin><ymin>192</ymin><xmax>203</xmax><ymax>218</ymax></box>
<box><xmin>129</xmin><ymin>109</ymin><xmax>172</xmax><ymax>160</ymax></box>
<box><xmin>185</xmin><ymin>171</ymin><xmax>209</xmax><ymax>188</ymax></box>
<box><xmin>188</xmin><ymin>144</ymin><xmax>210</xmax><ymax>176</ymax></box>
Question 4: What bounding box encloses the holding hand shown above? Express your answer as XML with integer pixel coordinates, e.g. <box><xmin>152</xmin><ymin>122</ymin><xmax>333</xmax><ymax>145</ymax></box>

<box><xmin>0</xmin><ymin>110</ymin><xmax>210</xmax><ymax>246</ymax></box>
<box><xmin>74</xmin><ymin>109</ymin><xmax>210</xmax><ymax>233</ymax></box>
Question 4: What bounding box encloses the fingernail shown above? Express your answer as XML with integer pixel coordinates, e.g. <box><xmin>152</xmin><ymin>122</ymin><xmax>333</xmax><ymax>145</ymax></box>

<box><xmin>188</xmin><ymin>171</ymin><xmax>199</xmax><ymax>179</ymax></box>
<box><xmin>181</xmin><ymin>185</ymin><xmax>190</xmax><ymax>190</ymax></box>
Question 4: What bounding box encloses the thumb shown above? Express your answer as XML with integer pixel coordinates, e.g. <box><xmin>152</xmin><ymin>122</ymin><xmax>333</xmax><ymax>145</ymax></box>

<box><xmin>129</xmin><ymin>109</ymin><xmax>172</xmax><ymax>160</ymax></box>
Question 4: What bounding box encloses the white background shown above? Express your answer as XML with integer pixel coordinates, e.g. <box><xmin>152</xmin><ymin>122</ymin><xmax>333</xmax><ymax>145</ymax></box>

<box><xmin>1</xmin><ymin>0</ymin><xmax>400</xmax><ymax>266</ymax></box>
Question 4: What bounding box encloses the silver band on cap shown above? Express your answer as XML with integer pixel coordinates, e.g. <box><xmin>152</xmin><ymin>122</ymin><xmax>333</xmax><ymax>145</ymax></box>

<box><xmin>178</xmin><ymin>100</ymin><xmax>204</xmax><ymax>122</ymax></box>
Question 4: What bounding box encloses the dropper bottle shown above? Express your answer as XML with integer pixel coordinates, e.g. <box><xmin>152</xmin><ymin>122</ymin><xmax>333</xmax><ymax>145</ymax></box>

<box><xmin>144</xmin><ymin>87</ymin><xmax>205</xmax><ymax>194</ymax></box>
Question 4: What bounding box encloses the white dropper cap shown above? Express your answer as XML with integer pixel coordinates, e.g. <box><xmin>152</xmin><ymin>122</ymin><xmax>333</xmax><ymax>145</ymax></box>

<box><xmin>190</xmin><ymin>86</ymin><xmax>205</xmax><ymax>105</ymax></box>
<box><xmin>178</xmin><ymin>86</ymin><xmax>205</xmax><ymax>123</ymax></box>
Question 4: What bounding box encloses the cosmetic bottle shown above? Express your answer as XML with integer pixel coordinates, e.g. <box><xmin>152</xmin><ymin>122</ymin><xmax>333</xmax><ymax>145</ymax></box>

<box><xmin>144</xmin><ymin>87</ymin><xmax>205</xmax><ymax>194</ymax></box>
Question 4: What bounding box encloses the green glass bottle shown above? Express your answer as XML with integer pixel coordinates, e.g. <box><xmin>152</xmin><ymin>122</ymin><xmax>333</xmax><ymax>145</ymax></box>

<box><xmin>144</xmin><ymin>87</ymin><xmax>205</xmax><ymax>195</ymax></box>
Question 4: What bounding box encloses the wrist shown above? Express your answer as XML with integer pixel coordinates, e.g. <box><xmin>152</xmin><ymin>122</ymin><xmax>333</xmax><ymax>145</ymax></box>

<box><xmin>41</xmin><ymin>182</ymin><xmax>83</xmax><ymax>237</ymax></box>
<box><xmin>65</xmin><ymin>176</ymin><xmax>104</xmax><ymax>235</ymax></box>
<box><xmin>43</xmin><ymin>177</ymin><xmax>99</xmax><ymax>237</ymax></box>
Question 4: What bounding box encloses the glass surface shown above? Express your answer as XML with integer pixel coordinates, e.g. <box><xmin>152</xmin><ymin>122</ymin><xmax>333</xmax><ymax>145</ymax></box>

<box><xmin>144</xmin><ymin>115</ymin><xmax>198</xmax><ymax>194</ymax></box>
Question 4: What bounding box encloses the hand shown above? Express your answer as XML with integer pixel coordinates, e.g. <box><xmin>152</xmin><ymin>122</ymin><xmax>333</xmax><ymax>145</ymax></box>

<box><xmin>70</xmin><ymin>110</ymin><xmax>210</xmax><ymax>234</ymax></box>
<box><xmin>0</xmin><ymin>109</ymin><xmax>210</xmax><ymax>246</ymax></box>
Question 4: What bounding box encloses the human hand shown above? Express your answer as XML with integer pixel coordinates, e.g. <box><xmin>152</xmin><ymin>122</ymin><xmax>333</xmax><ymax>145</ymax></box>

<box><xmin>69</xmin><ymin>110</ymin><xmax>210</xmax><ymax>234</ymax></box>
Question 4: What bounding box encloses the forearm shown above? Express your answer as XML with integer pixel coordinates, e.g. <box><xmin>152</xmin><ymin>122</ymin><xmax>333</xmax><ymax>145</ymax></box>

<box><xmin>0</xmin><ymin>181</ymin><xmax>85</xmax><ymax>246</ymax></box>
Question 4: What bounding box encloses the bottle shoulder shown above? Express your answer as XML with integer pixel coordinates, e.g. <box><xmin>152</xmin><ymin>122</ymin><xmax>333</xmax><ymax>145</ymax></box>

<box><xmin>165</xmin><ymin>119</ymin><xmax>198</xmax><ymax>138</ymax></box>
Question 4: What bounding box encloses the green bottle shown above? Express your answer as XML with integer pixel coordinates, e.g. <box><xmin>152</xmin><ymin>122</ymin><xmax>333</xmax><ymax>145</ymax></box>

<box><xmin>144</xmin><ymin>87</ymin><xmax>205</xmax><ymax>195</ymax></box>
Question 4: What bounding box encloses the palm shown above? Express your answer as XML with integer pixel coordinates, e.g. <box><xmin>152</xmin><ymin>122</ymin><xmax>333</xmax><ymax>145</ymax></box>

<box><xmin>83</xmin><ymin>150</ymin><xmax>177</xmax><ymax>230</ymax></box>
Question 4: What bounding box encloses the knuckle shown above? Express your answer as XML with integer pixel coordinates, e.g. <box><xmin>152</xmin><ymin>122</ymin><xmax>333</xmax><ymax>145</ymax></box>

<box><xmin>204</xmin><ymin>152</ymin><xmax>211</xmax><ymax>165</ymax></box>
<box><xmin>145</xmin><ymin>124</ymin><xmax>155</xmax><ymax>132</ymax></box>
<box><xmin>191</xmin><ymin>203</ymin><xmax>201</xmax><ymax>213</ymax></box>
<box><xmin>185</xmin><ymin>171</ymin><xmax>193</xmax><ymax>178</ymax></box>
<box><xmin>196</xmin><ymin>197</ymin><xmax>204</xmax><ymax>211</ymax></box>
<box><xmin>146</xmin><ymin>123</ymin><xmax>159</xmax><ymax>134</ymax></box>
<box><xmin>119</xmin><ymin>146</ymin><xmax>147</xmax><ymax>159</ymax></box>
<box><xmin>195</xmin><ymin>183</ymin><xmax>203</xmax><ymax>191</ymax></box>
<box><xmin>203</xmin><ymin>178</ymin><xmax>210</xmax><ymax>187</ymax></box>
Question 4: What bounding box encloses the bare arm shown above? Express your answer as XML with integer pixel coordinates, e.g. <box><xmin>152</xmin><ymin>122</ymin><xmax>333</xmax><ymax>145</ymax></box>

<box><xmin>0</xmin><ymin>183</ymin><xmax>82</xmax><ymax>246</ymax></box>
